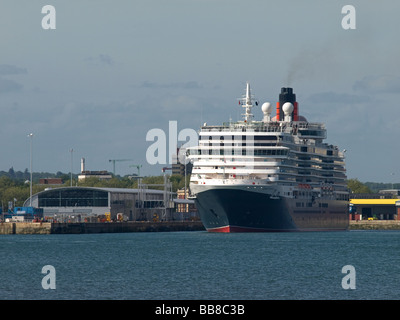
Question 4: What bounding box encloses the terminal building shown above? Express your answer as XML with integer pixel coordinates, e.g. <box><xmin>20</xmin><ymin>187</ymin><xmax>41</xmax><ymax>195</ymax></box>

<box><xmin>23</xmin><ymin>186</ymin><xmax>176</xmax><ymax>222</ymax></box>
<box><xmin>349</xmin><ymin>191</ymin><xmax>400</xmax><ymax>220</ymax></box>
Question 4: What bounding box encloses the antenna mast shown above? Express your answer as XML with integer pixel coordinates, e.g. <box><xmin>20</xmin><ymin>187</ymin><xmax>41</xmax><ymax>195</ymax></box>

<box><xmin>239</xmin><ymin>82</ymin><xmax>255</xmax><ymax>123</ymax></box>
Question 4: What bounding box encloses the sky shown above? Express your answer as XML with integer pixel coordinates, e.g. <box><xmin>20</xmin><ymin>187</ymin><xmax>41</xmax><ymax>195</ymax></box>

<box><xmin>1</xmin><ymin>0</ymin><xmax>400</xmax><ymax>182</ymax></box>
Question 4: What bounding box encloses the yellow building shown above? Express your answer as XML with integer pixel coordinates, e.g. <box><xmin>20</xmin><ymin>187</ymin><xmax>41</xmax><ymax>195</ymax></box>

<box><xmin>349</xmin><ymin>198</ymin><xmax>400</xmax><ymax>220</ymax></box>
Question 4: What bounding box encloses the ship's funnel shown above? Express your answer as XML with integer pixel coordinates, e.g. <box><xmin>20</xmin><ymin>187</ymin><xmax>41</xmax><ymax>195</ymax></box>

<box><xmin>276</xmin><ymin>87</ymin><xmax>298</xmax><ymax>121</ymax></box>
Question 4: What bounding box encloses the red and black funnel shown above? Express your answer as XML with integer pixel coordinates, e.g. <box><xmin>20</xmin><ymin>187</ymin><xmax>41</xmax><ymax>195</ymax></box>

<box><xmin>276</xmin><ymin>87</ymin><xmax>298</xmax><ymax>121</ymax></box>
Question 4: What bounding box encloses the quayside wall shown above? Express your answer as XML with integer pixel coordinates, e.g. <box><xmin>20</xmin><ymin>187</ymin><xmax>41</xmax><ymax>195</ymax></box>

<box><xmin>51</xmin><ymin>221</ymin><xmax>205</xmax><ymax>234</ymax></box>
<box><xmin>348</xmin><ymin>220</ymin><xmax>400</xmax><ymax>230</ymax></box>
<box><xmin>2</xmin><ymin>220</ymin><xmax>400</xmax><ymax>234</ymax></box>
<box><xmin>0</xmin><ymin>221</ymin><xmax>205</xmax><ymax>235</ymax></box>
<box><xmin>0</xmin><ymin>222</ymin><xmax>52</xmax><ymax>234</ymax></box>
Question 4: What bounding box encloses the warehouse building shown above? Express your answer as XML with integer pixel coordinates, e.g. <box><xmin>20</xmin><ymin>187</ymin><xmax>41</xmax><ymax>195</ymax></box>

<box><xmin>23</xmin><ymin>186</ymin><xmax>175</xmax><ymax>222</ymax></box>
<box><xmin>349</xmin><ymin>192</ymin><xmax>400</xmax><ymax>220</ymax></box>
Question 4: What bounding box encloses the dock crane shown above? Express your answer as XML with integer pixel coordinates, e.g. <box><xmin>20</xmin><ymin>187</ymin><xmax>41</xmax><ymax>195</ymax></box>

<box><xmin>129</xmin><ymin>164</ymin><xmax>142</xmax><ymax>177</ymax></box>
<box><xmin>108</xmin><ymin>159</ymin><xmax>133</xmax><ymax>175</ymax></box>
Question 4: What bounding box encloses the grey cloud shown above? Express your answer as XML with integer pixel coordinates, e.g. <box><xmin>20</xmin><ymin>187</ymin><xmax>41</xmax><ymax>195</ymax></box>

<box><xmin>0</xmin><ymin>64</ymin><xmax>27</xmax><ymax>75</ymax></box>
<box><xmin>353</xmin><ymin>75</ymin><xmax>400</xmax><ymax>94</ymax></box>
<box><xmin>0</xmin><ymin>78</ymin><xmax>23</xmax><ymax>93</ymax></box>
<box><xmin>308</xmin><ymin>91</ymin><xmax>371</xmax><ymax>104</ymax></box>
<box><xmin>285</xmin><ymin>46</ymin><xmax>337</xmax><ymax>86</ymax></box>
<box><xmin>84</xmin><ymin>54</ymin><xmax>114</xmax><ymax>66</ymax></box>
<box><xmin>98</xmin><ymin>54</ymin><xmax>114</xmax><ymax>66</ymax></box>
<box><xmin>140</xmin><ymin>81</ymin><xmax>202</xmax><ymax>89</ymax></box>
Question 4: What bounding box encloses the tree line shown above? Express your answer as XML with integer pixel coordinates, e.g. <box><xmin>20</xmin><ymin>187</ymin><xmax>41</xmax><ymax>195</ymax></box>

<box><xmin>0</xmin><ymin>168</ymin><xmax>189</xmax><ymax>211</ymax></box>
<box><xmin>348</xmin><ymin>179</ymin><xmax>400</xmax><ymax>194</ymax></box>
<box><xmin>0</xmin><ymin>168</ymin><xmax>397</xmax><ymax>211</ymax></box>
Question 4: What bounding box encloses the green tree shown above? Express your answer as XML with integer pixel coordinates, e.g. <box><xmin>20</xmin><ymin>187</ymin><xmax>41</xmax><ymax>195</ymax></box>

<box><xmin>347</xmin><ymin>179</ymin><xmax>372</xmax><ymax>194</ymax></box>
<box><xmin>8</xmin><ymin>167</ymin><xmax>16</xmax><ymax>179</ymax></box>
<box><xmin>3</xmin><ymin>187</ymin><xmax>30</xmax><ymax>207</ymax></box>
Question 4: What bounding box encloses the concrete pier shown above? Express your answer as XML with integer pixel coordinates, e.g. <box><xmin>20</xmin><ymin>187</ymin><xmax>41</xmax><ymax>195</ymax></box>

<box><xmin>50</xmin><ymin>221</ymin><xmax>205</xmax><ymax>234</ymax></box>
<box><xmin>3</xmin><ymin>220</ymin><xmax>400</xmax><ymax>234</ymax></box>
<box><xmin>349</xmin><ymin>220</ymin><xmax>400</xmax><ymax>230</ymax></box>
<box><xmin>0</xmin><ymin>222</ymin><xmax>52</xmax><ymax>234</ymax></box>
<box><xmin>0</xmin><ymin>221</ymin><xmax>205</xmax><ymax>235</ymax></box>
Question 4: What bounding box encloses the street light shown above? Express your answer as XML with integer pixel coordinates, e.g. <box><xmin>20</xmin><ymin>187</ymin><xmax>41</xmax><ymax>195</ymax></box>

<box><xmin>27</xmin><ymin>133</ymin><xmax>33</xmax><ymax>207</ymax></box>
<box><xmin>70</xmin><ymin>148</ymin><xmax>74</xmax><ymax>187</ymax></box>
<box><xmin>391</xmin><ymin>172</ymin><xmax>395</xmax><ymax>190</ymax></box>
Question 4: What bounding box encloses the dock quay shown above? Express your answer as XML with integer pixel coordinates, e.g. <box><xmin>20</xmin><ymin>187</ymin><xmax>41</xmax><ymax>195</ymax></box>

<box><xmin>0</xmin><ymin>221</ymin><xmax>205</xmax><ymax>235</ymax></box>
<box><xmin>2</xmin><ymin>220</ymin><xmax>400</xmax><ymax>234</ymax></box>
<box><xmin>348</xmin><ymin>220</ymin><xmax>400</xmax><ymax>230</ymax></box>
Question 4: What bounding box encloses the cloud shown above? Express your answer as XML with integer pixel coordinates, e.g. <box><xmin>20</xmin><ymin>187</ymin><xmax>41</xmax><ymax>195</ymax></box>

<box><xmin>98</xmin><ymin>54</ymin><xmax>114</xmax><ymax>66</ymax></box>
<box><xmin>0</xmin><ymin>64</ymin><xmax>27</xmax><ymax>75</ymax></box>
<box><xmin>84</xmin><ymin>54</ymin><xmax>114</xmax><ymax>66</ymax></box>
<box><xmin>140</xmin><ymin>81</ymin><xmax>202</xmax><ymax>89</ymax></box>
<box><xmin>51</xmin><ymin>102</ymin><xmax>79</xmax><ymax>128</ymax></box>
<box><xmin>353</xmin><ymin>75</ymin><xmax>400</xmax><ymax>94</ymax></box>
<box><xmin>308</xmin><ymin>91</ymin><xmax>371</xmax><ymax>104</ymax></box>
<box><xmin>284</xmin><ymin>46</ymin><xmax>337</xmax><ymax>86</ymax></box>
<box><xmin>0</xmin><ymin>78</ymin><xmax>23</xmax><ymax>93</ymax></box>
<box><xmin>0</xmin><ymin>64</ymin><xmax>27</xmax><ymax>94</ymax></box>
<box><xmin>160</xmin><ymin>94</ymin><xmax>200</xmax><ymax>113</ymax></box>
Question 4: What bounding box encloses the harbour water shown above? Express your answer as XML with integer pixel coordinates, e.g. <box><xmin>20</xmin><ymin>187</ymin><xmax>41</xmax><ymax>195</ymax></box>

<box><xmin>1</xmin><ymin>230</ymin><xmax>400</xmax><ymax>300</ymax></box>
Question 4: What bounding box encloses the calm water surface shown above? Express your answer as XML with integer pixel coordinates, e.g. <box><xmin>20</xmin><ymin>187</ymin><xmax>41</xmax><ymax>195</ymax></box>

<box><xmin>1</xmin><ymin>230</ymin><xmax>400</xmax><ymax>300</ymax></box>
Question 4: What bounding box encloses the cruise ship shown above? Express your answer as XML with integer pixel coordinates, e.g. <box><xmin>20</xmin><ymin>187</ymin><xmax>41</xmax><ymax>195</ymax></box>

<box><xmin>187</xmin><ymin>83</ymin><xmax>349</xmax><ymax>232</ymax></box>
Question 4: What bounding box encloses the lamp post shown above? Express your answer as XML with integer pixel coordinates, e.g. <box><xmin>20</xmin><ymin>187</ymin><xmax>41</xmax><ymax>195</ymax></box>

<box><xmin>391</xmin><ymin>172</ymin><xmax>395</xmax><ymax>190</ymax></box>
<box><xmin>70</xmin><ymin>148</ymin><xmax>74</xmax><ymax>187</ymax></box>
<box><xmin>184</xmin><ymin>153</ymin><xmax>187</xmax><ymax>201</ymax></box>
<box><xmin>27</xmin><ymin>133</ymin><xmax>33</xmax><ymax>207</ymax></box>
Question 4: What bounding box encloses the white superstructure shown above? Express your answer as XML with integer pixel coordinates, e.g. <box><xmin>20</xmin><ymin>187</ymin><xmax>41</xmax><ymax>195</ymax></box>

<box><xmin>188</xmin><ymin>83</ymin><xmax>348</xmax><ymax>202</ymax></box>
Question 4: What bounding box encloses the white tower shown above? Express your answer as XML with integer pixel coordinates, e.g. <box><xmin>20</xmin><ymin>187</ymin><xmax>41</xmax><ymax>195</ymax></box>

<box><xmin>81</xmin><ymin>157</ymin><xmax>85</xmax><ymax>173</ymax></box>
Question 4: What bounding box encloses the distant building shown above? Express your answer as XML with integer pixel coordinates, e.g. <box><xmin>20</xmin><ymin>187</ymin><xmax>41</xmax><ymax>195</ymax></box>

<box><xmin>350</xmin><ymin>193</ymin><xmax>400</xmax><ymax>220</ymax></box>
<box><xmin>350</xmin><ymin>193</ymin><xmax>394</xmax><ymax>199</ymax></box>
<box><xmin>379</xmin><ymin>189</ymin><xmax>400</xmax><ymax>197</ymax></box>
<box><xmin>39</xmin><ymin>178</ymin><xmax>63</xmax><ymax>185</ymax></box>
<box><xmin>77</xmin><ymin>157</ymin><xmax>112</xmax><ymax>181</ymax></box>
<box><xmin>174</xmin><ymin>188</ymin><xmax>198</xmax><ymax>220</ymax></box>
<box><xmin>172</xmin><ymin>147</ymin><xmax>193</xmax><ymax>176</ymax></box>
<box><xmin>24</xmin><ymin>186</ymin><xmax>176</xmax><ymax>222</ymax></box>
<box><xmin>78</xmin><ymin>171</ymin><xmax>113</xmax><ymax>181</ymax></box>
<box><xmin>175</xmin><ymin>189</ymin><xmax>194</xmax><ymax>212</ymax></box>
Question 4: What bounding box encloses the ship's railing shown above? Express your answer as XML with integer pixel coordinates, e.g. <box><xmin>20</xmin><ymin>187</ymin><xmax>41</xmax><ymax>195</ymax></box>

<box><xmin>201</xmin><ymin>121</ymin><xmax>325</xmax><ymax>133</ymax></box>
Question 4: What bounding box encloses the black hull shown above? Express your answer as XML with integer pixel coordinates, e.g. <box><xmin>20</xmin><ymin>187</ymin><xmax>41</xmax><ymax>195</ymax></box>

<box><xmin>194</xmin><ymin>188</ymin><xmax>349</xmax><ymax>232</ymax></box>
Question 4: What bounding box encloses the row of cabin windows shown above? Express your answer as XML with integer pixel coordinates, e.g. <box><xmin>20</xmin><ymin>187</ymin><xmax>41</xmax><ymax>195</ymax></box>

<box><xmin>295</xmin><ymin>202</ymin><xmax>329</xmax><ymax>208</ymax></box>
<box><xmin>194</xmin><ymin>149</ymin><xmax>288</xmax><ymax>156</ymax></box>
<box><xmin>300</xmin><ymin>146</ymin><xmax>334</xmax><ymax>156</ymax></box>
<box><xmin>201</xmin><ymin>135</ymin><xmax>277</xmax><ymax>141</ymax></box>
<box><xmin>201</xmin><ymin>142</ymin><xmax>277</xmax><ymax>147</ymax></box>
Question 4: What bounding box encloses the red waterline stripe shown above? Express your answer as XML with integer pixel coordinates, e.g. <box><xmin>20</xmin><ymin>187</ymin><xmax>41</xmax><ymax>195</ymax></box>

<box><xmin>206</xmin><ymin>225</ymin><xmax>279</xmax><ymax>233</ymax></box>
